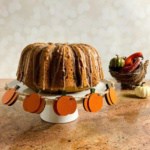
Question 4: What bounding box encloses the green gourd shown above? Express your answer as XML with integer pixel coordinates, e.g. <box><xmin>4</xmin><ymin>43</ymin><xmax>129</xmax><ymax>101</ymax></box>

<box><xmin>109</xmin><ymin>55</ymin><xmax>125</xmax><ymax>68</ymax></box>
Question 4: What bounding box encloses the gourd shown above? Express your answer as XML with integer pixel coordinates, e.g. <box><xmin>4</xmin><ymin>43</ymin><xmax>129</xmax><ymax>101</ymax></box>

<box><xmin>134</xmin><ymin>82</ymin><xmax>150</xmax><ymax>98</ymax></box>
<box><xmin>109</xmin><ymin>55</ymin><xmax>125</xmax><ymax>68</ymax></box>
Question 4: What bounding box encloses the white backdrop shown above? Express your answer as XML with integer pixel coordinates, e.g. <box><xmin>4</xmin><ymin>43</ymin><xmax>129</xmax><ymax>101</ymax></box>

<box><xmin>0</xmin><ymin>0</ymin><xmax>150</xmax><ymax>79</ymax></box>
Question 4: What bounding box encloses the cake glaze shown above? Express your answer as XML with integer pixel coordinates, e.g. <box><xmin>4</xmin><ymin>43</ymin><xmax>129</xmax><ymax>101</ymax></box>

<box><xmin>17</xmin><ymin>43</ymin><xmax>104</xmax><ymax>93</ymax></box>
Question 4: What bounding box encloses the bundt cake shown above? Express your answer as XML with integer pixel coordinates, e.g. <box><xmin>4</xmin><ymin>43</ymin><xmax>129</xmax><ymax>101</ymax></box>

<box><xmin>17</xmin><ymin>42</ymin><xmax>104</xmax><ymax>93</ymax></box>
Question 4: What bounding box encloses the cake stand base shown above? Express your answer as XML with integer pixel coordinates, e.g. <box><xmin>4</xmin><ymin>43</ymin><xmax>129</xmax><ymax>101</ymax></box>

<box><xmin>40</xmin><ymin>104</ymin><xmax>79</xmax><ymax>123</ymax></box>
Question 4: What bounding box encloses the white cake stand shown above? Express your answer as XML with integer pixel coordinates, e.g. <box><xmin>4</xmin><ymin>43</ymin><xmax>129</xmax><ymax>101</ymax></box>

<box><xmin>5</xmin><ymin>80</ymin><xmax>112</xmax><ymax>123</ymax></box>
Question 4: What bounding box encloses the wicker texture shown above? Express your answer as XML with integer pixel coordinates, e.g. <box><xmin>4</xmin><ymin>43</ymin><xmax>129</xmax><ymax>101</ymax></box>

<box><xmin>109</xmin><ymin>60</ymin><xmax>149</xmax><ymax>89</ymax></box>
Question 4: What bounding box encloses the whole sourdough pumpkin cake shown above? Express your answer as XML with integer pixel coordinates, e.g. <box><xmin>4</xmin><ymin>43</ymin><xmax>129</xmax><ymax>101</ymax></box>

<box><xmin>17</xmin><ymin>43</ymin><xmax>104</xmax><ymax>93</ymax></box>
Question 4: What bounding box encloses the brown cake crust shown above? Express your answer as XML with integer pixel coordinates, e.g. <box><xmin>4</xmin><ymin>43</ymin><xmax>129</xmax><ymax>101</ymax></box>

<box><xmin>17</xmin><ymin>43</ymin><xmax>104</xmax><ymax>93</ymax></box>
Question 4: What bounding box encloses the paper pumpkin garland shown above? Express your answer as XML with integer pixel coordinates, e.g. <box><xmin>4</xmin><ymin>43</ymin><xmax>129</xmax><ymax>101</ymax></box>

<box><xmin>1</xmin><ymin>83</ymin><xmax>118</xmax><ymax>116</ymax></box>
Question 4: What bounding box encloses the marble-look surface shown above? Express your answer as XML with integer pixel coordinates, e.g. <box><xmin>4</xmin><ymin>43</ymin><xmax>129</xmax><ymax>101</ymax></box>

<box><xmin>0</xmin><ymin>79</ymin><xmax>150</xmax><ymax>150</ymax></box>
<box><xmin>0</xmin><ymin>0</ymin><xmax>150</xmax><ymax>79</ymax></box>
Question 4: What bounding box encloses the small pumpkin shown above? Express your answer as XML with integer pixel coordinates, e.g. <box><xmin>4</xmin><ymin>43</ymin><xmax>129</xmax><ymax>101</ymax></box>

<box><xmin>109</xmin><ymin>55</ymin><xmax>125</xmax><ymax>68</ymax></box>
<box><xmin>134</xmin><ymin>82</ymin><xmax>150</xmax><ymax>98</ymax></box>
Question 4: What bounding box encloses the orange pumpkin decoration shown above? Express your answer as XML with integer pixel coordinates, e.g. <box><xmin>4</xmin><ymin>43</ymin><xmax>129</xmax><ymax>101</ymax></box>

<box><xmin>23</xmin><ymin>93</ymin><xmax>46</xmax><ymax>113</ymax></box>
<box><xmin>2</xmin><ymin>85</ymin><xmax>20</xmax><ymax>106</ymax></box>
<box><xmin>105</xmin><ymin>84</ymin><xmax>118</xmax><ymax>105</ymax></box>
<box><xmin>88</xmin><ymin>93</ymin><xmax>103</xmax><ymax>112</ymax></box>
<box><xmin>53</xmin><ymin>96</ymin><xmax>77</xmax><ymax>116</ymax></box>
<box><xmin>83</xmin><ymin>88</ymin><xmax>103</xmax><ymax>112</ymax></box>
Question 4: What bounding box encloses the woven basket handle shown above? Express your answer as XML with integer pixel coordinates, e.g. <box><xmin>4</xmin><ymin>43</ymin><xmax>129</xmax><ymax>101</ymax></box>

<box><xmin>143</xmin><ymin>60</ymin><xmax>149</xmax><ymax>72</ymax></box>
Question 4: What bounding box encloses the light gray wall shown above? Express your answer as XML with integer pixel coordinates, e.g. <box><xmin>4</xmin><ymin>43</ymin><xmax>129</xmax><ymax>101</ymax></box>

<box><xmin>0</xmin><ymin>0</ymin><xmax>150</xmax><ymax>79</ymax></box>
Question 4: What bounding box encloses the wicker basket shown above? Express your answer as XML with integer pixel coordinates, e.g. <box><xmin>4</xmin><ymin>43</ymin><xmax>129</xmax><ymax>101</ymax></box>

<box><xmin>109</xmin><ymin>60</ymin><xmax>149</xmax><ymax>89</ymax></box>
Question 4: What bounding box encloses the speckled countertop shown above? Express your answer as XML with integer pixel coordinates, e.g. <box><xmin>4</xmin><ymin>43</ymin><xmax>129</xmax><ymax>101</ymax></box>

<box><xmin>0</xmin><ymin>79</ymin><xmax>150</xmax><ymax>150</ymax></box>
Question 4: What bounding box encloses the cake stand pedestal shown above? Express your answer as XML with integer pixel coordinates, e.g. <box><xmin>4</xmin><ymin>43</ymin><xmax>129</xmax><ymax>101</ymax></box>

<box><xmin>40</xmin><ymin>105</ymin><xmax>78</xmax><ymax>123</ymax></box>
<box><xmin>6</xmin><ymin>80</ymin><xmax>110</xmax><ymax>123</ymax></box>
